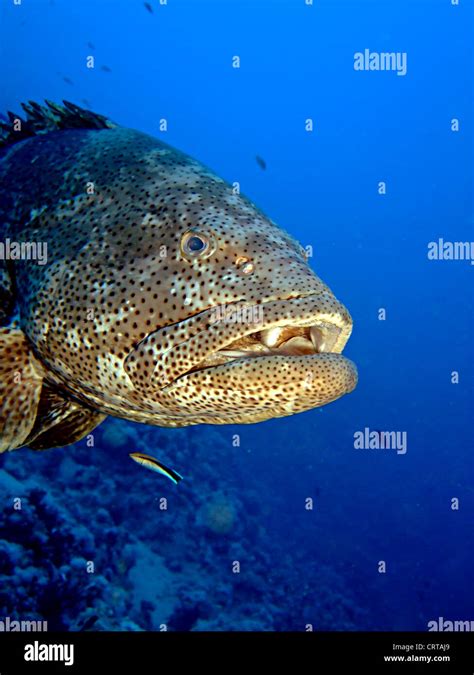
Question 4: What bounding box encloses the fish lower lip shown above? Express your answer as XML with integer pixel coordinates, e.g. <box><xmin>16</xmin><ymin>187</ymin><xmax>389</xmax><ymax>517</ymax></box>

<box><xmin>166</xmin><ymin>352</ymin><xmax>358</xmax><ymax>403</ymax></box>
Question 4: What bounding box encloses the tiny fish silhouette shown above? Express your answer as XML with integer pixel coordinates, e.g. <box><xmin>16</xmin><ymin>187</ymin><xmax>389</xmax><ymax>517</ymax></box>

<box><xmin>62</xmin><ymin>76</ymin><xmax>74</xmax><ymax>85</ymax></box>
<box><xmin>144</xmin><ymin>2</ymin><xmax>153</xmax><ymax>13</ymax></box>
<box><xmin>87</xmin><ymin>41</ymin><xmax>95</xmax><ymax>50</ymax></box>
<box><xmin>130</xmin><ymin>452</ymin><xmax>183</xmax><ymax>485</ymax></box>
<box><xmin>256</xmin><ymin>155</ymin><xmax>266</xmax><ymax>170</ymax></box>
<box><xmin>101</xmin><ymin>65</ymin><xmax>112</xmax><ymax>73</ymax></box>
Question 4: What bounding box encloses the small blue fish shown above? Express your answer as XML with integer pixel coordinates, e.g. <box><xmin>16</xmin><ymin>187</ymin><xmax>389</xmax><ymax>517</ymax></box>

<box><xmin>129</xmin><ymin>452</ymin><xmax>183</xmax><ymax>485</ymax></box>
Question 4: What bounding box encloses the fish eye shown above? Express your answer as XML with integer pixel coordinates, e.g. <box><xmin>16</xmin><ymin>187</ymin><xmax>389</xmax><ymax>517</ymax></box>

<box><xmin>187</xmin><ymin>235</ymin><xmax>207</xmax><ymax>252</ymax></box>
<box><xmin>181</xmin><ymin>230</ymin><xmax>213</xmax><ymax>260</ymax></box>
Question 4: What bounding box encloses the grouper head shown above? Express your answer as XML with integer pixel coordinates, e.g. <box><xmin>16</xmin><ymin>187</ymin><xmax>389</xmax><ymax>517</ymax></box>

<box><xmin>96</xmin><ymin>132</ymin><xmax>358</xmax><ymax>426</ymax></box>
<box><xmin>2</xmin><ymin>110</ymin><xmax>357</xmax><ymax>430</ymax></box>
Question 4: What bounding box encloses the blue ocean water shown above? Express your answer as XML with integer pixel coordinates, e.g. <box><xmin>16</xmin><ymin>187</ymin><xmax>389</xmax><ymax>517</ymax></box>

<box><xmin>0</xmin><ymin>0</ymin><xmax>472</xmax><ymax>631</ymax></box>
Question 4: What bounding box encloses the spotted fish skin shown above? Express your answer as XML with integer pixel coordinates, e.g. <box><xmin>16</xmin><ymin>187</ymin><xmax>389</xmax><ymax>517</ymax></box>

<box><xmin>0</xmin><ymin>102</ymin><xmax>357</xmax><ymax>448</ymax></box>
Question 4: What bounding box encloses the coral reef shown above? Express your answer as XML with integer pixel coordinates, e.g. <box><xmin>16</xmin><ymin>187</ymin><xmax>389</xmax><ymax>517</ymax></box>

<box><xmin>0</xmin><ymin>418</ymin><xmax>365</xmax><ymax>631</ymax></box>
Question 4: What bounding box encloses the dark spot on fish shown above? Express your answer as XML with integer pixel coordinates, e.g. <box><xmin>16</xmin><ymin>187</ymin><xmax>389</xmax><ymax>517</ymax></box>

<box><xmin>101</xmin><ymin>65</ymin><xmax>112</xmax><ymax>73</ymax></box>
<box><xmin>255</xmin><ymin>155</ymin><xmax>266</xmax><ymax>171</ymax></box>
<box><xmin>144</xmin><ymin>2</ymin><xmax>154</xmax><ymax>13</ymax></box>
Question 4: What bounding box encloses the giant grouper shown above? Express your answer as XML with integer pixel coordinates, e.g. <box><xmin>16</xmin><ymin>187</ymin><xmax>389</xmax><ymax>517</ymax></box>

<box><xmin>0</xmin><ymin>101</ymin><xmax>357</xmax><ymax>452</ymax></box>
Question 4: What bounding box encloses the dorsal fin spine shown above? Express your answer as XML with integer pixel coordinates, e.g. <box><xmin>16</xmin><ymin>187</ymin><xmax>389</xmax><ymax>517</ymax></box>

<box><xmin>0</xmin><ymin>100</ymin><xmax>117</xmax><ymax>150</ymax></box>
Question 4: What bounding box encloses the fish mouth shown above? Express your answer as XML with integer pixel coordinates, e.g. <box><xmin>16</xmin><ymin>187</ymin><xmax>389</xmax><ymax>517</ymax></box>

<box><xmin>169</xmin><ymin>292</ymin><xmax>355</xmax><ymax>392</ymax></box>
<box><xmin>125</xmin><ymin>291</ymin><xmax>357</xmax><ymax>422</ymax></box>
<box><xmin>184</xmin><ymin>317</ymin><xmax>352</xmax><ymax>375</ymax></box>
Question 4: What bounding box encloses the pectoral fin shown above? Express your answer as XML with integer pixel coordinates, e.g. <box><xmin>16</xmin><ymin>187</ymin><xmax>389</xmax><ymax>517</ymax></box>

<box><xmin>0</xmin><ymin>328</ymin><xmax>106</xmax><ymax>452</ymax></box>
<box><xmin>25</xmin><ymin>382</ymin><xmax>106</xmax><ymax>450</ymax></box>
<box><xmin>0</xmin><ymin>328</ymin><xmax>45</xmax><ymax>452</ymax></box>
